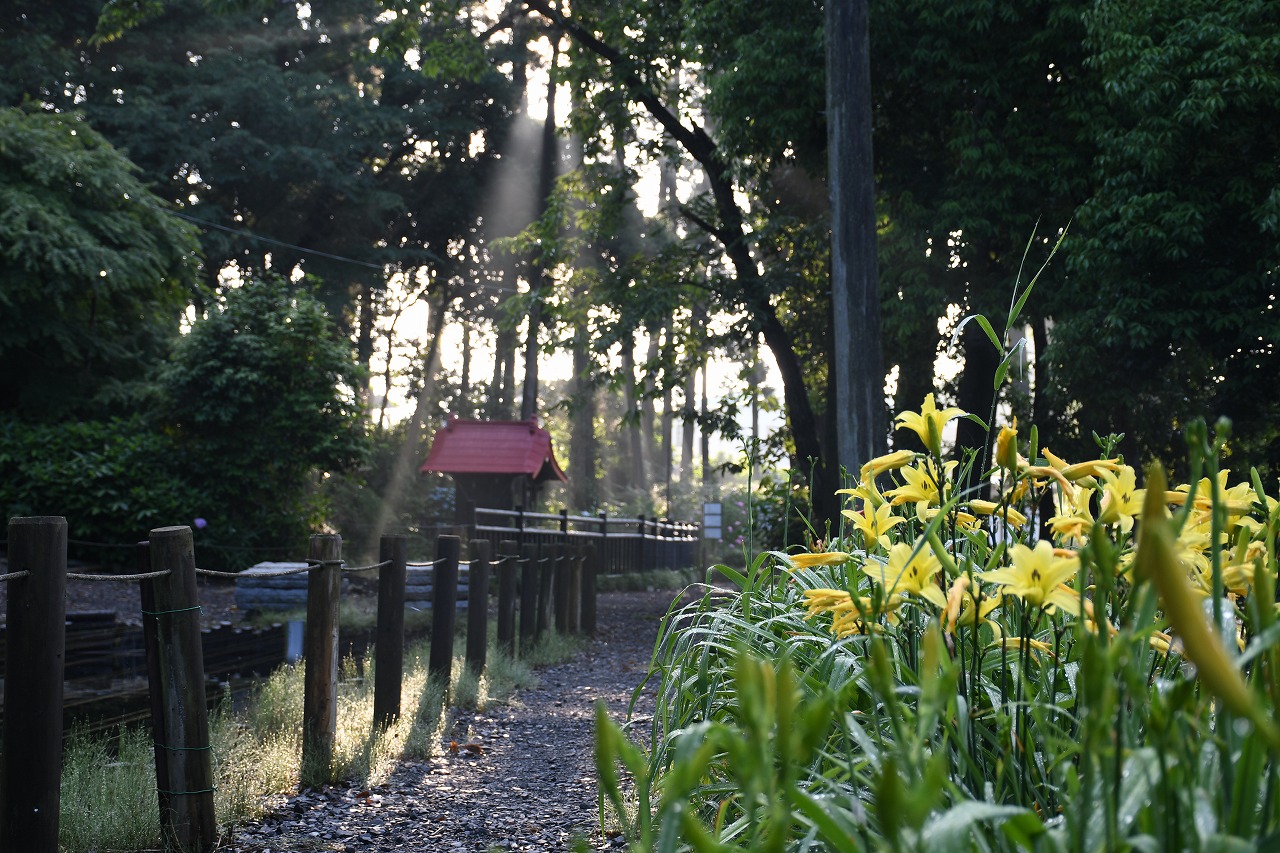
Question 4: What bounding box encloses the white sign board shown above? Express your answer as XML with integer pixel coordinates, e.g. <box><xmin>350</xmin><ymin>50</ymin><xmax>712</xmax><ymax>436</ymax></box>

<box><xmin>702</xmin><ymin>502</ymin><xmax>722</xmax><ymax>540</ymax></box>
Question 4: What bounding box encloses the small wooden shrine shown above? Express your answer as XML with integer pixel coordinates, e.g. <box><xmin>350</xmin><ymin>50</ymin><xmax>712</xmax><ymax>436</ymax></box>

<box><xmin>420</xmin><ymin>416</ymin><xmax>567</xmax><ymax>524</ymax></box>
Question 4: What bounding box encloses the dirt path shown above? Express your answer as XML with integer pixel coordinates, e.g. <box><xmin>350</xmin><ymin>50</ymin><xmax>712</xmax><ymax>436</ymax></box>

<box><xmin>225</xmin><ymin>589</ymin><xmax>678</xmax><ymax>852</ymax></box>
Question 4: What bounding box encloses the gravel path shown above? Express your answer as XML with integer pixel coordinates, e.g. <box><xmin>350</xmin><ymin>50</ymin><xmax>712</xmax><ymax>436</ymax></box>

<box><xmin>225</xmin><ymin>589</ymin><xmax>678</xmax><ymax>852</ymax></box>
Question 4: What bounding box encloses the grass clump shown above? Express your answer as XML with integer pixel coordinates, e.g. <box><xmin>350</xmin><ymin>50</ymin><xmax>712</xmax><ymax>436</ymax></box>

<box><xmin>58</xmin><ymin>623</ymin><xmax>583</xmax><ymax>851</ymax></box>
<box><xmin>60</xmin><ymin>726</ymin><xmax>161</xmax><ymax>851</ymax></box>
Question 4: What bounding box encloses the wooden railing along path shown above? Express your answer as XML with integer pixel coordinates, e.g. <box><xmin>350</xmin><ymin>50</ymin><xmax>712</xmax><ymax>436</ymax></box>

<box><xmin>466</xmin><ymin>506</ymin><xmax>699</xmax><ymax>574</ymax></box>
<box><xmin>0</xmin><ymin>517</ymin><xmax>600</xmax><ymax>853</ymax></box>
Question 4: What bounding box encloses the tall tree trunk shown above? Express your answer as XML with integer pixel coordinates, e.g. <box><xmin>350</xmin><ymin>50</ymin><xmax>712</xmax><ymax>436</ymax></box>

<box><xmin>1029</xmin><ymin>316</ymin><xmax>1050</xmax><ymax>434</ymax></box>
<box><xmin>521</xmin><ymin>37</ymin><xmax>561</xmax><ymax>420</ymax></box>
<box><xmin>569</xmin><ymin>342</ymin><xmax>597</xmax><ymax>510</ymax></box>
<box><xmin>459</xmin><ymin>324</ymin><xmax>472</xmax><ymax>417</ymax></box>
<box><xmin>681</xmin><ymin>361</ymin><xmax>696</xmax><ymax>490</ymax></box>
<box><xmin>641</xmin><ymin>330</ymin><xmax>660</xmax><ymax>483</ymax></box>
<box><xmin>661</xmin><ymin>376</ymin><xmax>673</xmax><ymax>514</ymax></box>
<box><xmin>700</xmin><ymin>358</ymin><xmax>712</xmax><ymax>495</ymax></box>
<box><xmin>623</xmin><ymin>335</ymin><xmax>648</xmax><ymax>493</ymax></box>
<box><xmin>356</xmin><ymin>282</ymin><xmax>376</xmax><ymax>407</ymax></box>
<box><xmin>488</xmin><ymin>322</ymin><xmax>517</xmax><ymax>419</ymax></box>
<box><xmin>826</xmin><ymin>0</ymin><xmax>886</xmax><ymax>480</ymax></box>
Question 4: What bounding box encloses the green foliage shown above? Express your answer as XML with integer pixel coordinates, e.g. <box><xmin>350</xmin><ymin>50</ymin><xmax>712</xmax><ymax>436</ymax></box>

<box><xmin>160</xmin><ymin>274</ymin><xmax>368</xmax><ymax>552</ymax></box>
<box><xmin>1054</xmin><ymin>0</ymin><xmax>1280</xmax><ymax>474</ymax></box>
<box><xmin>0</xmin><ymin>415</ymin><xmax>205</xmax><ymax>561</ymax></box>
<box><xmin>0</xmin><ymin>277</ymin><xmax>369</xmax><ymax>560</ymax></box>
<box><xmin>685</xmin><ymin>0</ymin><xmax>826</xmax><ymax>173</ymax></box>
<box><xmin>0</xmin><ymin>105</ymin><xmax>198</xmax><ymax>416</ymax></box>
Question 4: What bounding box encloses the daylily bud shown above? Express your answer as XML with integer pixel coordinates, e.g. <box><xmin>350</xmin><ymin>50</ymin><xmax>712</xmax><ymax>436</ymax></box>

<box><xmin>860</xmin><ymin>450</ymin><xmax>915</xmax><ymax>481</ymax></box>
<box><xmin>786</xmin><ymin>552</ymin><xmax>850</xmax><ymax>569</ymax></box>
<box><xmin>1134</xmin><ymin>462</ymin><xmax>1280</xmax><ymax>748</ymax></box>
<box><xmin>995</xmin><ymin>420</ymin><xmax>1019</xmax><ymax>470</ymax></box>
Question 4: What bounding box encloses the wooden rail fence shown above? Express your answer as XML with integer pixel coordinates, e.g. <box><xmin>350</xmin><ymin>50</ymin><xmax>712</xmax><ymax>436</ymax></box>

<box><xmin>0</xmin><ymin>516</ymin><xmax>600</xmax><ymax>853</ymax></box>
<box><xmin>466</xmin><ymin>507</ymin><xmax>699</xmax><ymax>574</ymax></box>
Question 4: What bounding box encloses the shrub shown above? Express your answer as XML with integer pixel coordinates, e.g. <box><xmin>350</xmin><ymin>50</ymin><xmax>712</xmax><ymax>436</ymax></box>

<box><xmin>0</xmin><ymin>415</ymin><xmax>206</xmax><ymax>564</ymax></box>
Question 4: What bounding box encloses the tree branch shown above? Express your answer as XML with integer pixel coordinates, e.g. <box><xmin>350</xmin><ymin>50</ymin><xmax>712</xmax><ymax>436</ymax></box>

<box><xmin>521</xmin><ymin>0</ymin><xmax>717</xmax><ymax>165</ymax></box>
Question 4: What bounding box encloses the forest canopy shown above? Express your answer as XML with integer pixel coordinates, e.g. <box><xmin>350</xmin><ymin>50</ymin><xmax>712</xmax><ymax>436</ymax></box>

<box><xmin>0</xmin><ymin>0</ymin><xmax>1276</xmax><ymax>556</ymax></box>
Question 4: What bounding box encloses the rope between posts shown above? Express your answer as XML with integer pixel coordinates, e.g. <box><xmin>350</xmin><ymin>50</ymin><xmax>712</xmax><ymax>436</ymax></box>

<box><xmin>406</xmin><ymin>558</ymin><xmax>447</xmax><ymax>568</ymax></box>
<box><xmin>340</xmin><ymin>559</ymin><xmax>391</xmax><ymax>573</ymax></box>
<box><xmin>197</xmin><ymin>563</ymin><xmax>315</xmax><ymax>580</ymax></box>
<box><xmin>0</xmin><ymin>570</ymin><xmax>30</xmax><ymax>582</ymax></box>
<box><xmin>142</xmin><ymin>605</ymin><xmax>202</xmax><ymax>617</ymax></box>
<box><xmin>194</xmin><ymin>567</ymin><xmax>247</xmax><ymax>579</ymax></box>
<box><xmin>67</xmin><ymin>569</ymin><xmax>172</xmax><ymax>581</ymax></box>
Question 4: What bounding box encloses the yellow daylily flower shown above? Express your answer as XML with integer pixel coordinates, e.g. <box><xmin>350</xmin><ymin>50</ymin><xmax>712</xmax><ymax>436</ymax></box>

<box><xmin>980</xmin><ymin>540</ymin><xmax>1081</xmax><ymax>615</ymax></box>
<box><xmin>1047</xmin><ymin>485</ymin><xmax>1095</xmax><ymax>547</ymax></box>
<box><xmin>802</xmin><ymin>587</ymin><xmax>855</xmax><ymax>618</ymax></box>
<box><xmin>859</xmin><ymin>449</ymin><xmax>916</xmax><ymax>482</ymax></box>
<box><xmin>1080</xmin><ymin>596</ymin><xmax>1120</xmax><ymax>640</ymax></box>
<box><xmin>918</xmin><ymin>506</ymin><xmax>983</xmax><ymax>532</ymax></box>
<box><xmin>943</xmin><ymin>576</ymin><xmax>1003</xmax><ymax>634</ymax></box>
<box><xmin>895</xmin><ymin>393</ymin><xmax>965</xmax><ymax>457</ymax></box>
<box><xmin>871</xmin><ymin>542</ymin><xmax>948</xmax><ymax>609</ymax></box>
<box><xmin>801</xmin><ymin>587</ymin><xmax>895</xmax><ymax>637</ymax></box>
<box><xmin>837</xmin><ymin>476</ymin><xmax>886</xmax><ymax>510</ymax></box>
<box><xmin>1096</xmin><ymin>466</ymin><xmax>1144</xmax><ymax>534</ymax></box>
<box><xmin>1042</xmin><ymin>447</ymin><xmax>1123</xmax><ymax>481</ymax></box>
<box><xmin>884</xmin><ymin>459</ymin><xmax>952</xmax><ymax>510</ymax></box>
<box><xmin>1169</xmin><ymin>472</ymin><xmax>1256</xmax><ymax>528</ymax></box>
<box><xmin>843</xmin><ymin>502</ymin><xmax>905</xmax><ymax>551</ymax></box>
<box><xmin>967</xmin><ymin>500</ymin><xmax>1029</xmax><ymax>528</ymax></box>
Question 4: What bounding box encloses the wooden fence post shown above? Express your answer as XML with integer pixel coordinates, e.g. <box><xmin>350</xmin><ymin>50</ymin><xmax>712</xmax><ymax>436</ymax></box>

<box><xmin>374</xmin><ymin>534</ymin><xmax>407</xmax><ymax>729</ymax></box>
<box><xmin>638</xmin><ymin>514</ymin><xmax>649</xmax><ymax>573</ymax></box>
<box><xmin>496</xmin><ymin>539</ymin><xmax>518</xmax><ymax>655</ymax></box>
<box><xmin>138</xmin><ymin>542</ymin><xmax>171</xmax><ymax>834</ymax></box>
<box><xmin>568</xmin><ymin>545</ymin><xmax>582</xmax><ymax>635</ymax></box>
<box><xmin>519</xmin><ymin>542</ymin><xmax>538</xmax><ymax>651</ymax></box>
<box><xmin>466</xmin><ymin>540</ymin><xmax>490</xmax><ymax>675</ymax></box>
<box><xmin>553</xmin><ymin>544</ymin><xmax>570</xmax><ymax>634</ymax></box>
<box><xmin>2</xmin><ymin>516</ymin><xmax>67</xmax><ymax>853</ymax></box>
<box><xmin>147</xmin><ymin>525</ymin><xmax>217</xmax><ymax>852</ymax></box>
<box><xmin>598</xmin><ymin>511</ymin><xmax>608</xmax><ymax>577</ymax></box>
<box><xmin>428</xmin><ymin>535</ymin><xmax>461</xmax><ymax>684</ymax></box>
<box><xmin>582</xmin><ymin>543</ymin><xmax>598</xmax><ymax>636</ymax></box>
<box><xmin>303</xmin><ymin>534</ymin><xmax>342</xmax><ymax>785</ymax></box>
<box><xmin>536</xmin><ymin>543</ymin><xmax>554</xmax><ymax>639</ymax></box>
<box><xmin>552</xmin><ymin>545</ymin><xmax>568</xmax><ymax>630</ymax></box>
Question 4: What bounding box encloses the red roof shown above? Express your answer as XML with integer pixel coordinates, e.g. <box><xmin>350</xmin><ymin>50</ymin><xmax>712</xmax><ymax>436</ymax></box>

<box><xmin>420</xmin><ymin>417</ymin><xmax>568</xmax><ymax>482</ymax></box>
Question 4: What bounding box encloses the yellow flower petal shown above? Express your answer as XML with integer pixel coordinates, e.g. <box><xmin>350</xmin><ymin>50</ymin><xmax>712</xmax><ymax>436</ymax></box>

<box><xmin>787</xmin><ymin>552</ymin><xmax>850</xmax><ymax>569</ymax></box>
